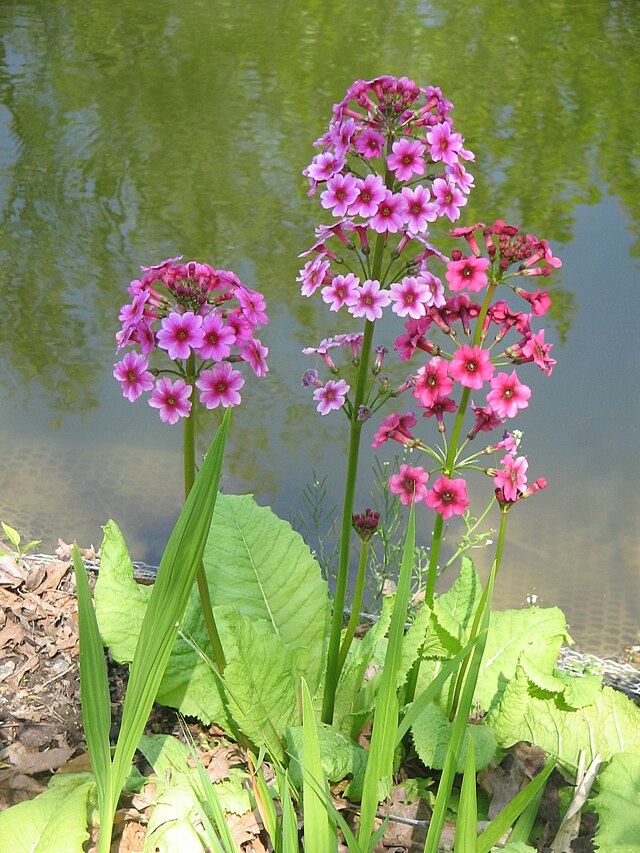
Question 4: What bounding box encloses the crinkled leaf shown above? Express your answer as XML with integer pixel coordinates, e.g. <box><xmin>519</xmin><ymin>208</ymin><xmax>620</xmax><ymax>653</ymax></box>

<box><xmin>475</xmin><ymin>607</ymin><xmax>570</xmax><ymax>712</ymax></box>
<box><xmin>216</xmin><ymin>607</ymin><xmax>299</xmax><ymax>761</ymax></box>
<box><xmin>591</xmin><ymin>752</ymin><xmax>640</xmax><ymax>852</ymax></box>
<box><xmin>489</xmin><ymin>664</ymin><xmax>640</xmax><ymax>772</ymax></box>
<box><xmin>0</xmin><ymin>773</ymin><xmax>93</xmax><ymax>852</ymax></box>
<box><xmin>285</xmin><ymin>723</ymin><xmax>368</xmax><ymax>795</ymax></box>
<box><xmin>411</xmin><ymin>703</ymin><xmax>497</xmax><ymax>773</ymax></box>
<box><xmin>203</xmin><ymin>494</ymin><xmax>330</xmax><ymax>695</ymax></box>
<box><xmin>432</xmin><ymin>557</ymin><xmax>482</xmax><ymax>647</ymax></box>
<box><xmin>520</xmin><ymin>656</ymin><xmax>565</xmax><ymax>694</ymax></box>
<box><xmin>555</xmin><ymin>670</ymin><xmax>603</xmax><ymax>709</ymax></box>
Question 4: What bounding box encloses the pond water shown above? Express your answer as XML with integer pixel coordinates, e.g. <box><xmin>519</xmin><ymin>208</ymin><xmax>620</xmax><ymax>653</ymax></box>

<box><xmin>0</xmin><ymin>0</ymin><xmax>638</xmax><ymax>656</ymax></box>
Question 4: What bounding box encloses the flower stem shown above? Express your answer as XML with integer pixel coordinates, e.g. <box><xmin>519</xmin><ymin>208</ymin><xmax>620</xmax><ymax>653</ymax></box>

<box><xmin>337</xmin><ymin>539</ymin><xmax>369</xmax><ymax>673</ymax></box>
<box><xmin>184</xmin><ymin>354</ymin><xmax>226</xmax><ymax>674</ymax></box>
<box><xmin>321</xmin><ymin>232</ymin><xmax>386</xmax><ymax>725</ymax></box>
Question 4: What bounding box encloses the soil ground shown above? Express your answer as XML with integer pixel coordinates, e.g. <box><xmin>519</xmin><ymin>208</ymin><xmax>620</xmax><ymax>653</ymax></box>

<box><xmin>1</xmin><ymin>547</ymin><xmax>637</xmax><ymax>851</ymax></box>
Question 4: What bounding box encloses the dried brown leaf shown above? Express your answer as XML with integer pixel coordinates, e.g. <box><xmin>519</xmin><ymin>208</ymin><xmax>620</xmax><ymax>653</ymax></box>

<box><xmin>7</xmin><ymin>742</ymin><xmax>74</xmax><ymax>775</ymax></box>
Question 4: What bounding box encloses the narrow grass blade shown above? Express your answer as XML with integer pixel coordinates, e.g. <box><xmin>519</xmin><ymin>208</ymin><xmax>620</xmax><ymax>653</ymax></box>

<box><xmin>475</xmin><ymin>758</ymin><xmax>555</xmax><ymax>853</ymax></box>
<box><xmin>424</xmin><ymin>560</ymin><xmax>497</xmax><ymax>853</ymax></box>
<box><xmin>454</xmin><ymin>736</ymin><xmax>477</xmax><ymax>852</ymax></box>
<box><xmin>508</xmin><ymin>781</ymin><xmax>545</xmax><ymax>845</ymax></box>
<box><xmin>248</xmin><ymin>751</ymin><xmax>277</xmax><ymax>843</ymax></box>
<box><xmin>278</xmin><ymin>770</ymin><xmax>301</xmax><ymax>853</ymax></box>
<box><xmin>358</xmin><ymin>504</ymin><xmax>415</xmax><ymax>846</ymax></box>
<box><xmin>110</xmin><ymin>408</ymin><xmax>231</xmax><ymax>811</ymax></box>
<box><xmin>395</xmin><ymin>631</ymin><xmax>487</xmax><ymax>747</ymax></box>
<box><xmin>301</xmin><ymin>677</ymin><xmax>338</xmax><ymax>853</ymax></box>
<box><xmin>72</xmin><ymin>545</ymin><xmax>113</xmax><ymax>853</ymax></box>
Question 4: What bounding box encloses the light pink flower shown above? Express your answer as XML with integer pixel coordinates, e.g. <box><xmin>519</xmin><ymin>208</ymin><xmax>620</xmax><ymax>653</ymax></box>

<box><xmin>241</xmin><ymin>338</ymin><xmax>269</xmax><ymax>376</ymax></box>
<box><xmin>493</xmin><ymin>454</ymin><xmax>529</xmax><ymax>502</ymax></box>
<box><xmin>426</xmin><ymin>121</ymin><xmax>464</xmax><ymax>166</ymax></box>
<box><xmin>449</xmin><ymin>344</ymin><xmax>495</xmax><ymax>389</ymax></box>
<box><xmin>421</xmin><ymin>271</ymin><xmax>446</xmax><ymax>308</ymax></box>
<box><xmin>388</xmin><ymin>464</ymin><xmax>429</xmax><ymax>506</ymax></box>
<box><xmin>389</xmin><ymin>276</ymin><xmax>433</xmax><ymax>319</ymax></box>
<box><xmin>297</xmin><ymin>258</ymin><xmax>331</xmax><ymax>297</ymax></box>
<box><xmin>431</xmin><ymin>178</ymin><xmax>467</xmax><ymax>222</ymax></box>
<box><xmin>149</xmin><ymin>377</ymin><xmax>192</xmax><ymax>424</ymax></box>
<box><xmin>321</xmin><ymin>273</ymin><xmax>360</xmax><ymax>311</ymax></box>
<box><xmin>313</xmin><ymin>378</ymin><xmax>350</xmax><ymax>415</ymax></box>
<box><xmin>370</xmin><ymin>189</ymin><xmax>406</xmax><ymax>233</ymax></box>
<box><xmin>346</xmin><ymin>279</ymin><xmax>392</xmax><ymax>321</ymax></box>
<box><xmin>402</xmin><ymin>185</ymin><xmax>438</xmax><ymax>233</ymax></box>
<box><xmin>237</xmin><ymin>287</ymin><xmax>268</xmax><ymax>326</ymax></box>
<box><xmin>305</xmin><ymin>150</ymin><xmax>346</xmax><ymax>183</ymax></box>
<box><xmin>446</xmin><ymin>161</ymin><xmax>474</xmax><ymax>193</ymax></box>
<box><xmin>487</xmin><ymin>370</ymin><xmax>531</xmax><ymax>419</ymax></box>
<box><xmin>425</xmin><ymin>475</ymin><xmax>470</xmax><ymax>519</ymax></box>
<box><xmin>113</xmin><ymin>351</ymin><xmax>154</xmax><ymax>403</ymax></box>
<box><xmin>156</xmin><ymin>311</ymin><xmax>204</xmax><ymax>361</ymax></box>
<box><xmin>198</xmin><ymin>313</ymin><xmax>236</xmax><ymax>361</ymax></box>
<box><xmin>320</xmin><ymin>173</ymin><xmax>360</xmax><ymax>217</ymax></box>
<box><xmin>387</xmin><ymin>138</ymin><xmax>426</xmax><ymax>182</ymax></box>
<box><xmin>348</xmin><ymin>174</ymin><xmax>386</xmax><ymax>218</ymax></box>
<box><xmin>196</xmin><ymin>362</ymin><xmax>245</xmax><ymax>408</ymax></box>
<box><xmin>413</xmin><ymin>356</ymin><xmax>453</xmax><ymax>407</ymax></box>
<box><xmin>445</xmin><ymin>256</ymin><xmax>491</xmax><ymax>293</ymax></box>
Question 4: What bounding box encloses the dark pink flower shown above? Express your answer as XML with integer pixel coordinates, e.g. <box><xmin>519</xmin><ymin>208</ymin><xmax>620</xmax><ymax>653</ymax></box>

<box><xmin>413</xmin><ymin>356</ymin><xmax>453</xmax><ymax>407</ymax></box>
<box><xmin>156</xmin><ymin>311</ymin><xmax>204</xmax><ymax>361</ymax></box>
<box><xmin>445</xmin><ymin>256</ymin><xmax>490</xmax><ymax>293</ymax></box>
<box><xmin>149</xmin><ymin>377</ymin><xmax>192</xmax><ymax>424</ymax></box>
<box><xmin>196</xmin><ymin>362</ymin><xmax>245</xmax><ymax>409</ymax></box>
<box><xmin>449</xmin><ymin>344</ymin><xmax>495</xmax><ymax>389</ymax></box>
<box><xmin>372</xmin><ymin>410</ymin><xmax>417</xmax><ymax>449</ymax></box>
<box><xmin>387</xmin><ymin>138</ymin><xmax>426</xmax><ymax>182</ymax></box>
<box><xmin>354</xmin><ymin>127</ymin><xmax>385</xmax><ymax>159</ymax></box>
<box><xmin>348</xmin><ymin>174</ymin><xmax>386</xmax><ymax>218</ymax></box>
<box><xmin>113</xmin><ymin>351</ymin><xmax>154</xmax><ymax>403</ymax></box>
<box><xmin>198</xmin><ymin>313</ymin><xmax>236</xmax><ymax>361</ymax></box>
<box><xmin>425</xmin><ymin>475</ymin><xmax>470</xmax><ymax>519</ymax></box>
<box><xmin>493</xmin><ymin>453</ymin><xmax>528</xmax><ymax>502</ymax></box>
<box><xmin>521</xmin><ymin>329</ymin><xmax>556</xmax><ymax>376</ymax></box>
<box><xmin>388</xmin><ymin>464</ymin><xmax>429</xmax><ymax>506</ymax></box>
<box><xmin>320</xmin><ymin>173</ymin><xmax>360</xmax><ymax>217</ymax></box>
<box><xmin>370</xmin><ymin>190</ymin><xmax>406</xmax><ymax>233</ymax></box>
<box><xmin>487</xmin><ymin>370</ymin><xmax>531</xmax><ymax>419</ymax></box>
<box><xmin>468</xmin><ymin>403</ymin><xmax>503</xmax><ymax>439</ymax></box>
<box><xmin>313</xmin><ymin>378</ymin><xmax>350</xmax><ymax>415</ymax></box>
<box><xmin>426</xmin><ymin>121</ymin><xmax>464</xmax><ymax>166</ymax></box>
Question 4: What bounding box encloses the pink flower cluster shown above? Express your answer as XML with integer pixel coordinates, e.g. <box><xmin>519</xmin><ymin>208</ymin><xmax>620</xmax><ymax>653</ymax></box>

<box><xmin>114</xmin><ymin>257</ymin><xmax>268</xmax><ymax>423</ymax></box>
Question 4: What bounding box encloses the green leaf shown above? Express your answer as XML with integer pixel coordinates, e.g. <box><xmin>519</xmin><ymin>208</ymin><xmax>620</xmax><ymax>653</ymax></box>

<box><xmin>591</xmin><ymin>752</ymin><xmax>640</xmax><ymax>852</ymax></box>
<box><xmin>203</xmin><ymin>494</ymin><xmax>330</xmax><ymax>696</ymax></box>
<box><xmin>432</xmin><ymin>556</ymin><xmax>482</xmax><ymax>647</ymax></box>
<box><xmin>285</xmin><ymin>723</ymin><xmax>368</xmax><ymax>795</ymax></box>
<box><xmin>454</xmin><ymin>736</ymin><xmax>477</xmax><ymax>853</ymax></box>
<box><xmin>214</xmin><ymin>608</ymin><xmax>299</xmax><ymax>761</ymax></box>
<box><xmin>1</xmin><ymin>521</ymin><xmax>20</xmax><ymax>548</ymax></box>
<box><xmin>489</xmin><ymin>664</ymin><xmax>640</xmax><ymax>772</ymax></box>
<box><xmin>474</xmin><ymin>607</ymin><xmax>570</xmax><ymax>712</ymax></box>
<box><xmin>0</xmin><ymin>773</ymin><xmax>94</xmax><ymax>852</ymax></box>
<box><xmin>555</xmin><ymin>670</ymin><xmax>602</xmax><ymax>708</ymax></box>
<box><xmin>411</xmin><ymin>703</ymin><xmax>497</xmax><ymax>773</ymax></box>
<box><xmin>72</xmin><ymin>546</ymin><xmax>113</xmax><ymax>849</ymax></box>
<box><xmin>301</xmin><ymin>678</ymin><xmax>338</xmax><ymax>853</ymax></box>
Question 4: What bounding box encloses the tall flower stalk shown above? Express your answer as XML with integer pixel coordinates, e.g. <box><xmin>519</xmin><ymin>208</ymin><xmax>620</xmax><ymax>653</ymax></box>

<box><xmin>114</xmin><ymin>257</ymin><xmax>269</xmax><ymax>671</ymax></box>
<box><xmin>298</xmin><ymin>77</ymin><xmax>560</xmax><ymax>725</ymax></box>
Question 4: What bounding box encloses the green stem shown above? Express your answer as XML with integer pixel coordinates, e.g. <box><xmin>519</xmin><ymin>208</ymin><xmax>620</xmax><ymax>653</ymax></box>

<box><xmin>448</xmin><ymin>505</ymin><xmax>508</xmax><ymax>721</ymax></box>
<box><xmin>184</xmin><ymin>354</ymin><xmax>226</xmax><ymax>674</ymax></box>
<box><xmin>321</xmin><ymin>232</ymin><xmax>387</xmax><ymax>725</ymax></box>
<box><xmin>337</xmin><ymin>539</ymin><xmax>369</xmax><ymax>673</ymax></box>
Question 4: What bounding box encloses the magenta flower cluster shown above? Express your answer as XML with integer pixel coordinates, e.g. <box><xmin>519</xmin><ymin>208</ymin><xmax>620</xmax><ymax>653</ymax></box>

<box><xmin>299</xmin><ymin>76</ymin><xmax>561</xmax><ymax>519</ymax></box>
<box><xmin>114</xmin><ymin>257</ymin><xmax>268</xmax><ymax>423</ymax></box>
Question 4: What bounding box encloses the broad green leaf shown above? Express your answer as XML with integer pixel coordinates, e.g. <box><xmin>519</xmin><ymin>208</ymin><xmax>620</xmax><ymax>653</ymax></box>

<box><xmin>285</xmin><ymin>723</ymin><xmax>368</xmax><ymax>795</ymax></box>
<box><xmin>555</xmin><ymin>670</ymin><xmax>602</xmax><ymax>708</ymax></box>
<box><xmin>432</xmin><ymin>556</ymin><xmax>482</xmax><ymax>646</ymax></box>
<box><xmin>1</xmin><ymin>521</ymin><xmax>20</xmax><ymax>548</ymax></box>
<box><xmin>591</xmin><ymin>752</ymin><xmax>640</xmax><ymax>852</ymax></box>
<box><xmin>498</xmin><ymin>843</ymin><xmax>537</xmax><ymax>852</ymax></box>
<box><xmin>474</xmin><ymin>607</ymin><xmax>570</xmax><ymax>712</ymax></box>
<box><xmin>411</xmin><ymin>703</ymin><xmax>497</xmax><ymax>773</ymax></box>
<box><xmin>203</xmin><ymin>494</ymin><xmax>330</xmax><ymax>695</ymax></box>
<box><xmin>216</xmin><ymin>607</ymin><xmax>300</xmax><ymax>761</ymax></box>
<box><xmin>94</xmin><ymin>519</ymin><xmax>152</xmax><ymax>661</ymax></box>
<box><xmin>0</xmin><ymin>773</ymin><xmax>94</xmax><ymax>853</ymax></box>
<box><xmin>489</xmin><ymin>664</ymin><xmax>640</xmax><ymax>772</ymax></box>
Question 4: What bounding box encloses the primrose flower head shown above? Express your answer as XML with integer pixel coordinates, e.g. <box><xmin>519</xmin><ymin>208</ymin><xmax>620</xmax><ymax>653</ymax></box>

<box><xmin>115</xmin><ymin>257</ymin><xmax>268</xmax><ymax>422</ymax></box>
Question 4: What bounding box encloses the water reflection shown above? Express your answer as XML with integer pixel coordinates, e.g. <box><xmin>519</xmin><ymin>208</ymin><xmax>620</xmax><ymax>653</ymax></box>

<box><xmin>0</xmin><ymin>0</ymin><xmax>638</xmax><ymax>655</ymax></box>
